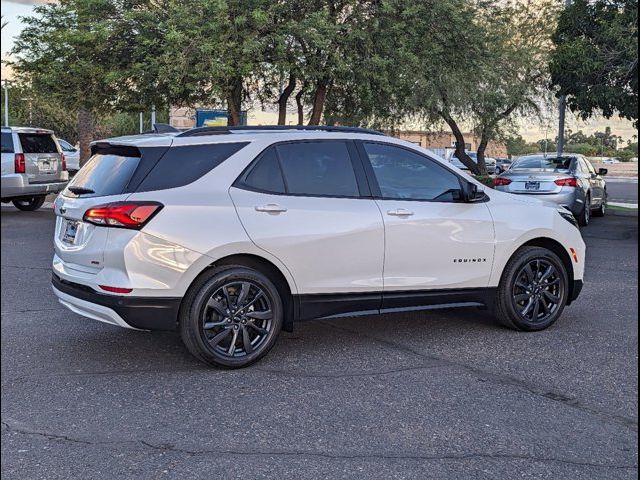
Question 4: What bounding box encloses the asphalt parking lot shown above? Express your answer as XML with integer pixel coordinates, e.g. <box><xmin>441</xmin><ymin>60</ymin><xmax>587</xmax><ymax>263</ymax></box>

<box><xmin>1</xmin><ymin>208</ymin><xmax>637</xmax><ymax>479</ymax></box>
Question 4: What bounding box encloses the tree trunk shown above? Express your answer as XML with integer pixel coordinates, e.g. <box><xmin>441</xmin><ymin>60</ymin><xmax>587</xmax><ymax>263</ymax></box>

<box><xmin>77</xmin><ymin>108</ymin><xmax>94</xmax><ymax>168</ymax></box>
<box><xmin>476</xmin><ymin>133</ymin><xmax>490</xmax><ymax>176</ymax></box>
<box><xmin>227</xmin><ymin>78</ymin><xmax>243</xmax><ymax>126</ymax></box>
<box><xmin>308</xmin><ymin>80</ymin><xmax>328</xmax><ymax>126</ymax></box>
<box><xmin>440</xmin><ymin>110</ymin><xmax>480</xmax><ymax>175</ymax></box>
<box><xmin>277</xmin><ymin>74</ymin><xmax>296</xmax><ymax>125</ymax></box>
<box><xmin>295</xmin><ymin>82</ymin><xmax>307</xmax><ymax>126</ymax></box>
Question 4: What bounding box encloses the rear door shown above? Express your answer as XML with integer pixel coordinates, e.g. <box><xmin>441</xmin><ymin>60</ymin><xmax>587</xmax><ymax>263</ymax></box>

<box><xmin>230</xmin><ymin>140</ymin><xmax>385</xmax><ymax>300</ymax></box>
<box><xmin>17</xmin><ymin>132</ymin><xmax>63</xmax><ymax>183</ymax></box>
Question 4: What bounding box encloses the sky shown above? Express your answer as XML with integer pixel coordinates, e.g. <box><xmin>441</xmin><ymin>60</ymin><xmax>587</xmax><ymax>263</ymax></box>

<box><xmin>1</xmin><ymin>0</ymin><xmax>637</xmax><ymax>143</ymax></box>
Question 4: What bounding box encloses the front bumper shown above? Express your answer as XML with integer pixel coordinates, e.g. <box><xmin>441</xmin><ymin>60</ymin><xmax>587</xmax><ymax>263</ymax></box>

<box><xmin>1</xmin><ymin>174</ymin><xmax>68</xmax><ymax>200</ymax></box>
<box><xmin>52</xmin><ymin>273</ymin><xmax>181</xmax><ymax>330</ymax></box>
<box><xmin>568</xmin><ymin>280</ymin><xmax>584</xmax><ymax>305</ymax></box>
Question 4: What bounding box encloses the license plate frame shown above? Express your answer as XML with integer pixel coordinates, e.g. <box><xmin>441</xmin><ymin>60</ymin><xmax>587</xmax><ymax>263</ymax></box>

<box><xmin>62</xmin><ymin>220</ymin><xmax>79</xmax><ymax>244</ymax></box>
<box><xmin>525</xmin><ymin>181</ymin><xmax>540</xmax><ymax>191</ymax></box>
<box><xmin>38</xmin><ymin>158</ymin><xmax>55</xmax><ymax>173</ymax></box>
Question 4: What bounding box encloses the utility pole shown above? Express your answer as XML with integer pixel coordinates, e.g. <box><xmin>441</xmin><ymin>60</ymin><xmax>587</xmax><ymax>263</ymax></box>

<box><xmin>557</xmin><ymin>0</ymin><xmax>572</xmax><ymax>157</ymax></box>
<box><xmin>139</xmin><ymin>112</ymin><xmax>144</xmax><ymax>134</ymax></box>
<box><xmin>2</xmin><ymin>79</ymin><xmax>10</xmax><ymax>127</ymax></box>
<box><xmin>151</xmin><ymin>104</ymin><xmax>156</xmax><ymax>128</ymax></box>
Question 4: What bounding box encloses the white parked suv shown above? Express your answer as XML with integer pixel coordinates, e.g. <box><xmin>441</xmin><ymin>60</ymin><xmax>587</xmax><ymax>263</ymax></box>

<box><xmin>2</xmin><ymin>127</ymin><xmax>68</xmax><ymax>210</ymax></box>
<box><xmin>52</xmin><ymin>126</ymin><xmax>586</xmax><ymax>368</ymax></box>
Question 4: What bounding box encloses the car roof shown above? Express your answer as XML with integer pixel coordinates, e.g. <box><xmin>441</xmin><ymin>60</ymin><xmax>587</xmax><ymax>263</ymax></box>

<box><xmin>1</xmin><ymin>126</ymin><xmax>55</xmax><ymax>134</ymax></box>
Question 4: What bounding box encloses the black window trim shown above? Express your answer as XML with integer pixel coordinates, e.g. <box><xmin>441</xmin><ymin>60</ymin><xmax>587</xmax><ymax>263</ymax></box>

<box><xmin>354</xmin><ymin>140</ymin><xmax>482</xmax><ymax>204</ymax></box>
<box><xmin>233</xmin><ymin>139</ymin><xmax>372</xmax><ymax>199</ymax></box>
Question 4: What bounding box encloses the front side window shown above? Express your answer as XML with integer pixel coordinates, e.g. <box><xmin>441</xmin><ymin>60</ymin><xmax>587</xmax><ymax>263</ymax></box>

<box><xmin>363</xmin><ymin>143</ymin><xmax>462</xmax><ymax>201</ymax></box>
<box><xmin>276</xmin><ymin>141</ymin><xmax>359</xmax><ymax>197</ymax></box>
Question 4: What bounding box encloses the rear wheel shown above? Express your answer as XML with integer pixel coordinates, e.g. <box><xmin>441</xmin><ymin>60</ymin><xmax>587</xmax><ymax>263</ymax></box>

<box><xmin>495</xmin><ymin>246</ymin><xmax>569</xmax><ymax>331</ymax></box>
<box><xmin>180</xmin><ymin>266</ymin><xmax>283</xmax><ymax>368</ymax></box>
<box><xmin>12</xmin><ymin>195</ymin><xmax>47</xmax><ymax>211</ymax></box>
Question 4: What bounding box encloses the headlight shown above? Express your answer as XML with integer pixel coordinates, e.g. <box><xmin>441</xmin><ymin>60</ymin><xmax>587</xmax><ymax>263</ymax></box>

<box><xmin>558</xmin><ymin>208</ymin><xmax>579</xmax><ymax>228</ymax></box>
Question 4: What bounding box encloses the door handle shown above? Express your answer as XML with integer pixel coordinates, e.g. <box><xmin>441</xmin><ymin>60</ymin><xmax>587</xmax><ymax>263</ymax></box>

<box><xmin>387</xmin><ymin>208</ymin><xmax>414</xmax><ymax>217</ymax></box>
<box><xmin>255</xmin><ymin>203</ymin><xmax>288</xmax><ymax>213</ymax></box>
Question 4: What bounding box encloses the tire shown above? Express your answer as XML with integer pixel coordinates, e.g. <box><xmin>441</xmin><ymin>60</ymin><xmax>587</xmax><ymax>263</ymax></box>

<box><xmin>494</xmin><ymin>246</ymin><xmax>569</xmax><ymax>331</ymax></box>
<box><xmin>179</xmin><ymin>265</ymin><xmax>283</xmax><ymax>368</ymax></box>
<box><xmin>593</xmin><ymin>191</ymin><xmax>606</xmax><ymax>217</ymax></box>
<box><xmin>577</xmin><ymin>194</ymin><xmax>590</xmax><ymax>227</ymax></box>
<box><xmin>12</xmin><ymin>195</ymin><xmax>47</xmax><ymax>211</ymax></box>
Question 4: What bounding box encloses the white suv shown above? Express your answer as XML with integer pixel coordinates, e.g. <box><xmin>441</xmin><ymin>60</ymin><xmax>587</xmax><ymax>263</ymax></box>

<box><xmin>52</xmin><ymin>126</ymin><xmax>586</xmax><ymax>368</ymax></box>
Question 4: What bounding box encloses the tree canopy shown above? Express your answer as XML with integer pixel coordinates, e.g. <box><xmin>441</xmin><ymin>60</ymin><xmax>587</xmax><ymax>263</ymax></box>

<box><xmin>551</xmin><ymin>0</ymin><xmax>638</xmax><ymax>127</ymax></box>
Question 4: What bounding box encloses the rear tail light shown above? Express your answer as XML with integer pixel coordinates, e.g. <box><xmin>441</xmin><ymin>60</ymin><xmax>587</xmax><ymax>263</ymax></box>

<box><xmin>83</xmin><ymin>202</ymin><xmax>163</xmax><ymax>229</ymax></box>
<box><xmin>555</xmin><ymin>177</ymin><xmax>578</xmax><ymax>187</ymax></box>
<box><xmin>14</xmin><ymin>153</ymin><xmax>26</xmax><ymax>174</ymax></box>
<box><xmin>494</xmin><ymin>177</ymin><xmax>512</xmax><ymax>186</ymax></box>
<box><xmin>61</xmin><ymin>153</ymin><xmax>67</xmax><ymax>171</ymax></box>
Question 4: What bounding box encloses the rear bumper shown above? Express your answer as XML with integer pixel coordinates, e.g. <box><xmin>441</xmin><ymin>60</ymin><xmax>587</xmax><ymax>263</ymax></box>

<box><xmin>1</xmin><ymin>174</ymin><xmax>68</xmax><ymax>200</ymax></box>
<box><xmin>52</xmin><ymin>273</ymin><xmax>181</xmax><ymax>330</ymax></box>
<box><xmin>495</xmin><ymin>189</ymin><xmax>581</xmax><ymax>213</ymax></box>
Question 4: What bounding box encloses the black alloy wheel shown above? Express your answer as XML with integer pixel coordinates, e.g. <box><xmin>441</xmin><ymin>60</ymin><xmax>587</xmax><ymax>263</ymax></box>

<box><xmin>495</xmin><ymin>246</ymin><xmax>569</xmax><ymax>331</ymax></box>
<box><xmin>180</xmin><ymin>266</ymin><xmax>283</xmax><ymax>368</ymax></box>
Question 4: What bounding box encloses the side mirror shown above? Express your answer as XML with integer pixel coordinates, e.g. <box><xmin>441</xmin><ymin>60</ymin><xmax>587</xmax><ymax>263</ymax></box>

<box><xmin>598</xmin><ymin>168</ymin><xmax>608</xmax><ymax>176</ymax></box>
<box><xmin>462</xmin><ymin>181</ymin><xmax>486</xmax><ymax>203</ymax></box>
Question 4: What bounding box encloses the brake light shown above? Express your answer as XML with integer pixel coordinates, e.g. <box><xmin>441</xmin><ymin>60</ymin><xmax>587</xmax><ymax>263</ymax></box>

<box><xmin>554</xmin><ymin>177</ymin><xmax>578</xmax><ymax>187</ymax></box>
<box><xmin>494</xmin><ymin>177</ymin><xmax>512</xmax><ymax>186</ymax></box>
<box><xmin>83</xmin><ymin>202</ymin><xmax>163</xmax><ymax>229</ymax></box>
<box><xmin>14</xmin><ymin>153</ymin><xmax>25</xmax><ymax>174</ymax></box>
<box><xmin>99</xmin><ymin>285</ymin><xmax>133</xmax><ymax>294</ymax></box>
<box><xmin>61</xmin><ymin>153</ymin><xmax>67</xmax><ymax>171</ymax></box>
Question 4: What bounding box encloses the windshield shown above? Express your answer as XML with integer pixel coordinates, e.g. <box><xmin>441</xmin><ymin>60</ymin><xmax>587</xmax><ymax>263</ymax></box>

<box><xmin>512</xmin><ymin>155</ymin><xmax>573</xmax><ymax>171</ymax></box>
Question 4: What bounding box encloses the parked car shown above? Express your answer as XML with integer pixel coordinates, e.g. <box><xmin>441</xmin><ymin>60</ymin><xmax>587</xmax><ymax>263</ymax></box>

<box><xmin>58</xmin><ymin>139</ymin><xmax>80</xmax><ymax>174</ymax></box>
<box><xmin>450</xmin><ymin>151</ymin><xmax>497</xmax><ymax>175</ymax></box>
<box><xmin>601</xmin><ymin>158</ymin><xmax>620</xmax><ymax>165</ymax></box>
<box><xmin>494</xmin><ymin>153</ymin><xmax>607</xmax><ymax>226</ymax></box>
<box><xmin>52</xmin><ymin>126</ymin><xmax>585</xmax><ymax>368</ymax></box>
<box><xmin>1</xmin><ymin>127</ymin><xmax>68</xmax><ymax>211</ymax></box>
<box><xmin>495</xmin><ymin>158</ymin><xmax>512</xmax><ymax>174</ymax></box>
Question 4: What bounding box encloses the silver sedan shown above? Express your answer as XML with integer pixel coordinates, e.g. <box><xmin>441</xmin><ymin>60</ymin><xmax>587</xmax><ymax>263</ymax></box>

<box><xmin>494</xmin><ymin>154</ymin><xmax>608</xmax><ymax>226</ymax></box>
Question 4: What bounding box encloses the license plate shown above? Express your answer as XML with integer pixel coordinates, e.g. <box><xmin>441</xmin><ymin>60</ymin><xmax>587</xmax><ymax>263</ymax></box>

<box><xmin>38</xmin><ymin>158</ymin><xmax>54</xmax><ymax>173</ymax></box>
<box><xmin>62</xmin><ymin>220</ymin><xmax>79</xmax><ymax>244</ymax></box>
<box><xmin>525</xmin><ymin>181</ymin><xmax>540</xmax><ymax>191</ymax></box>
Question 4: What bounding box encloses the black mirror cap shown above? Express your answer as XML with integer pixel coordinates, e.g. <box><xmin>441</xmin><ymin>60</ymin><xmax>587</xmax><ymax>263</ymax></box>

<box><xmin>462</xmin><ymin>181</ymin><xmax>487</xmax><ymax>203</ymax></box>
<box><xmin>598</xmin><ymin>168</ymin><xmax>608</xmax><ymax>176</ymax></box>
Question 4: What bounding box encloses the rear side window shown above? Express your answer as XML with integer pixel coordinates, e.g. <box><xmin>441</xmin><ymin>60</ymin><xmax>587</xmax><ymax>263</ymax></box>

<box><xmin>276</xmin><ymin>141</ymin><xmax>359</xmax><ymax>197</ymax></box>
<box><xmin>1</xmin><ymin>132</ymin><xmax>13</xmax><ymax>153</ymax></box>
<box><xmin>18</xmin><ymin>133</ymin><xmax>58</xmax><ymax>153</ymax></box>
<box><xmin>241</xmin><ymin>147</ymin><xmax>285</xmax><ymax>193</ymax></box>
<box><xmin>66</xmin><ymin>153</ymin><xmax>141</xmax><ymax>198</ymax></box>
<box><xmin>135</xmin><ymin>142</ymin><xmax>248</xmax><ymax>192</ymax></box>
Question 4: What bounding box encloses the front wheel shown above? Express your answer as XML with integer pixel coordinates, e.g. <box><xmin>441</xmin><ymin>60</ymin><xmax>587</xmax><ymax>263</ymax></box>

<box><xmin>12</xmin><ymin>195</ymin><xmax>47</xmax><ymax>211</ymax></box>
<box><xmin>180</xmin><ymin>266</ymin><xmax>283</xmax><ymax>368</ymax></box>
<box><xmin>494</xmin><ymin>246</ymin><xmax>569</xmax><ymax>331</ymax></box>
<box><xmin>593</xmin><ymin>192</ymin><xmax>606</xmax><ymax>217</ymax></box>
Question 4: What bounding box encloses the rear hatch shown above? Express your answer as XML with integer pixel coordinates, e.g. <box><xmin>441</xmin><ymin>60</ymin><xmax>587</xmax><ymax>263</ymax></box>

<box><xmin>54</xmin><ymin>146</ymin><xmax>147</xmax><ymax>273</ymax></box>
<box><xmin>502</xmin><ymin>169</ymin><xmax>570</xmax><ymax>194</ymax></box>
<box><xmin>17</xmin><ymin>131</ymin><xmax>64</xmax><ymax>183</ymax></box>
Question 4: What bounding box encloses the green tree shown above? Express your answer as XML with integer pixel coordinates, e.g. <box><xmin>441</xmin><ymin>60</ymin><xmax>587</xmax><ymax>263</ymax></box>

<box><xmin>551</xmin><ymin>0</ymin><xmax>638</xmax><ymax>126</ymax></box>
<box><xmin>10</xmin><ymin>0</ymin><xmax>126</xmax><ymax>164</ymax></box>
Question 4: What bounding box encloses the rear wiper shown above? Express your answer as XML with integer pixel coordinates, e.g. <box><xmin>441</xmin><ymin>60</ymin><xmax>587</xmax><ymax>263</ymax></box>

<box><xmin>68</xmin><ymin>186</ymin><xmax>95</xmax><ymax>195</ymax></box>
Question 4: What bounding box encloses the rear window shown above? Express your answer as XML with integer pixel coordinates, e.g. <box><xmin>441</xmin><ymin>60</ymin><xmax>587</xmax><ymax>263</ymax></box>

<box><xmin>512</xmin><ymin>155</ymin><xmax>573</xmax><ymax>170</ymax></box>
<box><xmin>18</xmin><ymin>133</ymin><xmax>58</xmax><ymax>153</ymax></box>
<box><xmin>65</xmin><ymin>153</ymin><xmax>141</xmax><ymax>198</ymax></box>
<box><xmin>1</xmin><ymin>132</ymin><xmax>13</xmax><ymax>153</ymax></box>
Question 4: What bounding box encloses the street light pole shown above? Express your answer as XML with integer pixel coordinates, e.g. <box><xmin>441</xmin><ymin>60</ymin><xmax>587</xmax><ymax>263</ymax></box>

<box><xmin>2</xmin><ymin>80</ymin><xmax>9</xmax><ymax>127</ymax></box>
<box><xmin>557</xmin><ymin>0</ymin><xmax>572</xmax><ymax>156</ymax></box>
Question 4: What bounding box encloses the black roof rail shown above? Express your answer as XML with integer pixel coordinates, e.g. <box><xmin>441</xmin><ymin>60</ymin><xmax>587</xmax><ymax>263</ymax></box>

<box><xmin>176</xmin><ymin>125</ymin><xmax>385</xmax><ymax>138</ymax></box>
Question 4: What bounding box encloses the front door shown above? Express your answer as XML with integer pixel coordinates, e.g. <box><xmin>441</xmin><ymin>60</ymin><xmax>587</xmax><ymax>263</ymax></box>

<box><xmin>357</xmin><ymin>141</ymin><xmax>495</xmax><ymax>305</ymax></box>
